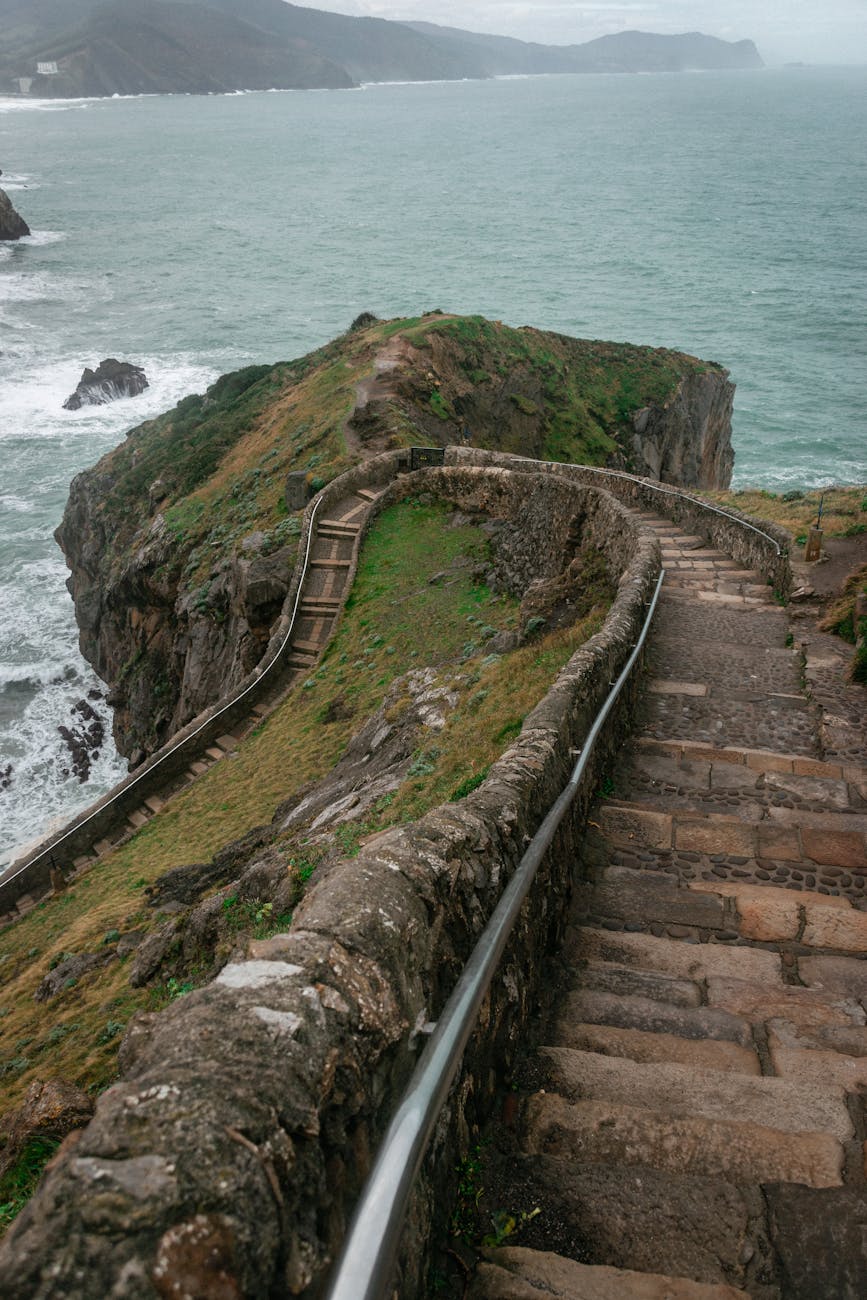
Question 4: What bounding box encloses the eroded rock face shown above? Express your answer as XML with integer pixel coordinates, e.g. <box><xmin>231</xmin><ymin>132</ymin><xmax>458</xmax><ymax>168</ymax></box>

<box><xmin>630</xmin><ymin>370</ymin><xmax>735</xmax><ymax>490</ymax></box>
<box><xmin>55</xmin><ymin>477</ymin><xmax>298</xmax><ymax>758</ymax></box>
<box><xmin>0</xmin><ymin>188</ymin><xmax>29</xmax><ymax>240</ymax></box>
<box><xmin>63</xmin><ymin>359</ymin><xmax>149</xmax><ymax>410</ymax></box>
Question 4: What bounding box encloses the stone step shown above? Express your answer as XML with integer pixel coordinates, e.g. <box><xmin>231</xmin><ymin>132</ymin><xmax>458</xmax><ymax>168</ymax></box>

<box><xmin>560</xmin><ymin>925</ymin><xmax>783</xmax><ymax>984</ymax></box>
<box><xmin>554</xmin><ymin>988</ymin><xmax>754</xmax><ymax>1048</ymax></box>
<box><xmin>524</xmin><ymin>1093</ymin><xmax>844</xmax><ymax>1189</ymax></box>
<box><xmin>483</xmin><ymin>1153</ymin><xmax>776</xmax><ymax>1295</ymax></box>
<box><xmin>535</xmin><ymin>1047</ymin><xmax>854</xmax><ymax>1139</ymax></box>
<box><xmin>468</xmin><ymin>1246</ymin><xmax>748</xmax><ymax>1299</ymax></box>
<box><xmin>636</xmin><ymin>736</ymin><xmax>867</xmax><ymax>785</ymax></box>
<box><xmin>618</xmin><ymin>749</ymin><xmax>855</xmax><ymax>819</ymax></box>
<box><xmin>575</xmin><ymin>860</ymin><xmax>867</xmax><ymax>948</ymax></box>
<box><xmin>592</xmin><ymin>802</ymin><xmax>867</xmax><ymax>874</ymax></box>
<box><xmin>568</xmin><ymin>958</ymin><xmax>702</xmax><ymax>1008</ymax></box>
<box><xmin>355</xmin><ymin>487</ymin><xmax>378</xmax><ymax>501</ymax></box>
<box><xmin>639</xmin><ymin>691</ymin><xmax>818</xmax><ymax>759</ymax></box>
<box><xmin>553</xmin><ymin>1021</ymin><xmax>761</xmax><ymax>1076</ymax></box>
<box><xmin>653</xmin><ymin>595</ymin><xmax>789</xmax><ymax>648</ymax></box>
<box><xmin>764</xmin><ymin>1184</ymin><xmax>867</xmax><ymax>1298</ymax></box>
<box><xmin>308</xmin><ymin>557</ymin><xmax>351</xmax><ymax>568</ymax></box>
<box><xmin>291</xmin><ymin>639</ymin><xmax>322</xmax><ymax>654</ymax></box>
<box><xmin>585</xmin><ymin>838</ymin><xmax>867</xmax><ymax>915</ymax></box>
<box><xmin>317</xmin><ymin>517</ymin><xmax>359</xmax><ymax>533</ymax></box>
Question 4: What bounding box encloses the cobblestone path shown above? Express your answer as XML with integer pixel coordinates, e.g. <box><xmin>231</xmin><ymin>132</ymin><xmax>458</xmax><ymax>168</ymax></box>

<box><xmin>470</xmin><ymin>512</ymin><xmax>867</xmax><ymax>1300</ymax></box>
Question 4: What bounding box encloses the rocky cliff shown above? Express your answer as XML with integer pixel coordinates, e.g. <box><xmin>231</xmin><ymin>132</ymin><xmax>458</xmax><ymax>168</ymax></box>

<box><xmin>0</xmin><ymin>187</ymin><xmax>29</xmax><ymax>240</ymax></box>
<box><xmin>56</xmin><ymin>311</ymin><xmax>734</xmax><ymax>763</ymax></box>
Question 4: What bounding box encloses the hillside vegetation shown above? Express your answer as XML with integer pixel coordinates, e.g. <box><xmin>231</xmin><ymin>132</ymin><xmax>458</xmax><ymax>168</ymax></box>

<box><xmin>0</xmin><ymin>496</ymin><xmax>611</xmax><ymax>1229</ymax></box>
<box><xmin>57</xmin><ymin>311</ymin><xmax>720</xmax><ymax>758</ymax></box>
<box><xmin>0</xmin><ymin>0</ymin><xmax>763</xmax><ymax>97</ymax></box>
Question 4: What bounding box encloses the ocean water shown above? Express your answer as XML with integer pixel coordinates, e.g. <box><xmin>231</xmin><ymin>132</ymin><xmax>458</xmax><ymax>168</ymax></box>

<box><xmin>1</xmin><ymin>67</ymin><xmax>865</xmax><ymax>865</ymax></box>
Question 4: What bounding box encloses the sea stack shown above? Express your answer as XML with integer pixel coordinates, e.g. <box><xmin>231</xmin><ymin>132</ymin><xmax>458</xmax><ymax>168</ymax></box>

<box><xmin>0</xmin><ymin>188</ymin><xmax>30</xmax><ymax>240</ymax></box>
<box><xmin>62</xmin><ymin>359</ymin><xmax>149</xmax><ymax>410</ymax></box>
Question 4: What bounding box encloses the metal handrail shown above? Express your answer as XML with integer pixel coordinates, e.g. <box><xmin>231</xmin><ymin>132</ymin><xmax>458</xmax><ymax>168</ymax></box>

<box><xmin>551</xmin><ymin>461</ymin><xmax>785</xmax><ymax>556</ymax></box>
<box><xmin>1</xmin><ymin>494</ymin><xmax>327</xmax><ymax>889</ymax></box>
<box><xmin>325</xmin><ymin>568</ymin><xmax>666</xmax><ymax>1300</ymax></box>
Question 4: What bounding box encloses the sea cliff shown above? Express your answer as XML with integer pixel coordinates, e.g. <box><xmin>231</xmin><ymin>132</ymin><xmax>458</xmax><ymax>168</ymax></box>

<box><xmin>56</xmin><ymin>312</ymin><xmax>734</xmax><ymax>762</ymax></box>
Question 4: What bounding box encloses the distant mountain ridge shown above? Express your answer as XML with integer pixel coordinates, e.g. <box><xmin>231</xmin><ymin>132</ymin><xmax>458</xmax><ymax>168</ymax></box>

<box><xmin>0</xmin><ymin>0</ymin><xmax>764</xmax><ymax>97</ymax></box>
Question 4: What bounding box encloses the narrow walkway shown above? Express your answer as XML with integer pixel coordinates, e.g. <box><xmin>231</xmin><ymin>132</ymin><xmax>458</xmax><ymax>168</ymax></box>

<box><xmin>471</xmin><ymin>512</ymin><xmax>867</xmax><ymax>1299</ymax></box>
<box><xmin>9</xmin><ymin>488</ymin><xmax>379</xmax><ymax>918</ymax></box>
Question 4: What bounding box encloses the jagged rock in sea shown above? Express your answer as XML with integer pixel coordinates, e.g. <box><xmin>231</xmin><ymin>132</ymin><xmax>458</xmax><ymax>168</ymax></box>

<box><xmin>62</xmin><ymin>358</ymin><xmax>148</xmax><ymax>410</ymax></box>
<box><xmin>0</xmin><ymin>188</ymin><xmax>30</xmax><ymax>240</ymax></box>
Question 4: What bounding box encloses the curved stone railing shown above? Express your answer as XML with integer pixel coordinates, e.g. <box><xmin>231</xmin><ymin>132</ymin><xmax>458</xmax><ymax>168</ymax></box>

<box><xmin>0</xmin><ymin>463</ymin><xmax>662</xmax><ymax>1299</ymax></box>
<box><xmin>0</xmin><ymin>450</ymin><xmax>408</xmax><ymax>919</ymax></box>
<box><xmin>446</xmin><ymin>447</ymin><xmax>793</xmax><ymax>597</ymax></box>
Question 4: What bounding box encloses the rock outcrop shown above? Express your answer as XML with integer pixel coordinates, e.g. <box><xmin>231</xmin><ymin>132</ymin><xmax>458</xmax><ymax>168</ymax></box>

<box><xmin>0</xmin><ymin>187</ymin><xmax>29</xmax><ymax>240</ymax></box>
<box><xmin>55</xmin><ymin>313</ymin><xmax>734</xmax><ymax>762</ymax></box>
<box><xmin>62</xmin><ymin>358</ymin><xmax>148</xmax><ymax>409</ymax></box>
<box><xmin>630</xmin><ymin>369</ymin><xmax>735</xmax><ymax>488</ymax></box>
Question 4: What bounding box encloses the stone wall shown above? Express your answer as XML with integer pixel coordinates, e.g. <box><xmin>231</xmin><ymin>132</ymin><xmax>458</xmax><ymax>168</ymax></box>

<box><xmin>0</xmin><ymin>451</ymin><xmax>408</xmax><ymax>919</ymax></box>
<box><xmin>446</xmin><ymin>447</ymin><xmax>792</xmax><ymax>596</ymax></box>
<box><xmin>0</xmin><ymin>467</ymin><xmax>660</xmax><ymax>1298</ymax></box>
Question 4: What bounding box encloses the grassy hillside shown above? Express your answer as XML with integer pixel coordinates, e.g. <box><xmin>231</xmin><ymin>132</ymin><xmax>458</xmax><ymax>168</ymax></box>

<box><xmin>0</xmin><ymin>497</ymin><xmax>611</xmax><ymax>1228</ymax></box>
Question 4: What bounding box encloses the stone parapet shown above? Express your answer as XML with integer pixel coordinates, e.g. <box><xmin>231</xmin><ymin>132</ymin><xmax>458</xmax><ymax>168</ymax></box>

<box><xmin>0</xmin><ymin>466</ymin><xmax>660</xmax><ymax>1298</ymax></box>
<box><xmin>446</xmin><ymin>447</ymin><xmax>792</xmax><ymax>597</ymax></box>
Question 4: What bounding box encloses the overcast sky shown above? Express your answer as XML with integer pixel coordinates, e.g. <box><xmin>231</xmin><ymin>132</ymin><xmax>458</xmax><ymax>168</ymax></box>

<box><xmin>311</xmin><ymin>1</ymin><xmax>867</xmax><ymax>66</ymax></box>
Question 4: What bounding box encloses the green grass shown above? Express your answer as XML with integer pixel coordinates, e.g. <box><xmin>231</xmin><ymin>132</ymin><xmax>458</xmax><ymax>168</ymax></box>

<box><xmin>700</xmin><ymin>485</ymin><xmax>867</xmax><ymax>541</ymax></box>
<box><xmin>0</xmin><ymin>498</ymin><xmax>612</xmax><ymax>1167</ymax></box>
<box><xmin>0</xmin><ymin>1137</ymin><xmax>61</xmax><ymax>1232</ymax></box>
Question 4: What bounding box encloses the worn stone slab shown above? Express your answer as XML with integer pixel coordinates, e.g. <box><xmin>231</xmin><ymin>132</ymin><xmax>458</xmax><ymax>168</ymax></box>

<box><xmin>564</xmin><ymin>926</ymin><xmax>783</xmax><ymax>984</ymax></box>
<box><xmin>574</xmin><ymin>960</ymin><xmax>702</xmax><ymax>1008</ymax></box>
<box><xmin>688</xmin><ymin>880</ymin><xmax>799</xmax><ymax>940</ymax></box>
<box><xmin>538</xmin><ymin>1046</ymin><xmax>854</xmax><ymax>1140</ymax></box>
<box><xmin>469</xmin><ymin>1248</ymin><xmax>746</xmax><ymax>1300</ymax></box>
<box><xmin>525</xmin><ymin>1094</ymin><xmax>844</xmax><ymax>1189</ymax></box>
<box><xmin>756</xmin><ymin>823</ymin><xmax>802</xmax><ymax>861</ymax></box>
<box><xmin>143</xmin><ymin>796</ymin><xmax>165</xmax><ymax>815</ymax></box>
<box><xmin>706</xmin><ymin>976</ymin><xmax>864</xmax><ymax>1035</ymax></box>
<box><xmin>770</xmin><ymin>1043</ymin><xmax>867</xmax><ymax>1092</ymax></box>
<box><xmin>801</xmin><ymin>827</ymin><xmax>867</xmax><ymax>869</ymax></box>
<box><xmin>555</xmin><ymin>1022</ymin><xmax>761</xmax><ymax>1075</ymax></box>
<box><xmin>744</xmin><ymin>750</ymin><xmax>795</xmax><ymax>774</ymax></box>
<box><xmin>635</xmin><ymin>754</ymin><xmax>711</xmax><ymax>788</ymax></box>
<box><xmin>690</xmin><ymin>880</ymin><xmax>847</xmax><ymax>908</ymax></box>
<box><xmin>587</xmin><ymin>867</ymin><xmax>726</xmax><ymax>930</ymax></box>
<box><xmin>799</xmin><ymin>954</ymin><xmax>867</xmax><ymax>997</ymax></box>
<box><xmin>596</xmin><ymin>805</ymin><xmax>672</xmax><ymax>849</ymax></box>
<box><xmin>794</xmin><ymin>757</ymin><xmax>844</xmax><ymax>779</ymax></box>
<box><xmin>557</xmin><ymin>990</ymin><xmax>754</xmax><ymax>1047</ymax></box>
<box><xmin>767</xmin><ymin>1019</ymin><xmax>867</xmax><ymax>1059</ymax></box>
<box><xmin>126</xmin><ymin>810</ymin><xmax>148</xmax><ymax>830</ymax></box>
<box><xmin>648</xmin><ymin>679</ymin><xmax>708</xmax><ymax>696</ymax></box>
<box><xmin>708</xmin><ymin>764</ymin><xmax>763</xmax><ymax>793</ymax></box>
<box><xmin>771</xmin><ymin>809</ymin><xmax>867</xmax><ymax>833</ymax></box>
<box><xmin>674</xmin><ymin>819</ymin><xmax>756</xmax><ymax>857</ymax></box>
<box><xmin>766</xmin><ymin>1184</ymin><xmax>867</xmax><ymax>1299</ymax></box>
<box><xmin>802</xmin><ymin>903</ymin><xmax>867</xmax><ymax>953</ymax></box>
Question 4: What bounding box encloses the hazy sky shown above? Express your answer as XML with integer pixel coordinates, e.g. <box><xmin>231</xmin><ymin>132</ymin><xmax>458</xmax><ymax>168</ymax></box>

<box><xmin>311</xmin><ymin>1</ymin><xmax>867</xmax><ymax>65</ymax></box>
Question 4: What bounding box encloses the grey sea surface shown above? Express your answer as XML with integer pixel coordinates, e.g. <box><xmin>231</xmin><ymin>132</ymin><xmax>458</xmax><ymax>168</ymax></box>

<box><xmin>0</xmin><ymin>66</ymin><xmax>865</xmax><ymax>866</ymax></box>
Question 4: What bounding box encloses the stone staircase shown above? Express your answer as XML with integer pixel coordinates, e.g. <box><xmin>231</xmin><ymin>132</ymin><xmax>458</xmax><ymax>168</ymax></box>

<box><xmin>2</xmin><ymin>486</ymin><xmax>379</xmax><ymax>922</ymax></box>
<box><xmin>470</xmin><ymin>512</ymin><xmax>867</xmax><ymax>1299</ymax></box>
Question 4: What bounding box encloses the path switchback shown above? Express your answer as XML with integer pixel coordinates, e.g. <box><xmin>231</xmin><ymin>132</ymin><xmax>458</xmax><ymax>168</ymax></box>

<box><xmin>471</xmin><ymin>511</ymin><xmax>867</xmax><ymax>1300</ymax></box>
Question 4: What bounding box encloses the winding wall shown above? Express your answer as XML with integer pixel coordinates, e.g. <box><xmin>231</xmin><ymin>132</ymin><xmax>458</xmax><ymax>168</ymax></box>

<box><xmin>0</xmin><ymin>464</ymin><xmax>661</xmax><ymax>1299</ymax></box>
<box><xmin>0</xmin><ymin>453</ymin><xmax>796</xmax><ymax>1299</ymax></box>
